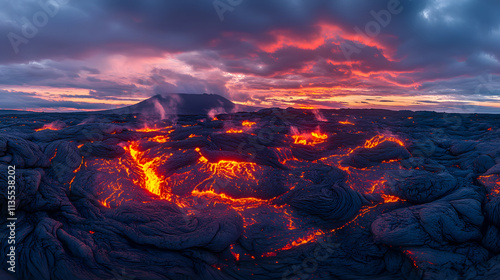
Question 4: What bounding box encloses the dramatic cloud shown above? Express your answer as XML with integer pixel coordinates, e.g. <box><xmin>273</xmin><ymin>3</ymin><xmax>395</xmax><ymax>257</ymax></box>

<box><xmin>0</xmin><ymin>0</ymin><xmax>499</xmax><ymax>112</ymax></box>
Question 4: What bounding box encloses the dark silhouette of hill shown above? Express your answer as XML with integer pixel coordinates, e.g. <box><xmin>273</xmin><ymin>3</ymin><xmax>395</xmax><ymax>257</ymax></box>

<box><xmin>0</xmin><ymin>109</ymin><xmax>33</xmax><ymax>115</ymax></box>
<box><xmin>100</xmin><ymin>93</ymin><xmax>255</xmax><ymax>116</ymax></box>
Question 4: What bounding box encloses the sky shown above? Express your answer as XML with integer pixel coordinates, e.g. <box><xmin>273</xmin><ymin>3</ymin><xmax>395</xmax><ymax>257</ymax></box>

<box><xmin>0</xmin><ymin>0</ymin><xmax>500</xmax><ymax>113</ymax></box>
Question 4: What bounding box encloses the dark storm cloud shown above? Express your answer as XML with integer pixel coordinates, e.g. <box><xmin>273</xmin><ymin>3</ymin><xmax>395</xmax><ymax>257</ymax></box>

<box><xmin>143</xmin><ymin>68</ymin><xmax>231</xmax><ymax>97</ymax></box>
<box><xmin>0</xmin><ymin>90</ymin><xmax>116</xmax><ymax>110</ymax></box>
<box><xmin>0</xmin><ymin>60</ymin><xmax>100</xmax><ymax>85</ymax></box>
<box><xmin>0</xmin><ymin>0</ymin><xmax>499</xmax><ymax>111</ymax></box>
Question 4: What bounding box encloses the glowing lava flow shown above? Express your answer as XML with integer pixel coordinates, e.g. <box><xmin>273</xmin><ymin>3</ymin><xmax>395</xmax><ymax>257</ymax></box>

<box><xmin>277</xmin><ymin>229</ymin><xmax>324</xmax><ymax>252</ymax></box>
<box><xmin>124</xmin><ymin>143</ymin><xmax>172</xmax><ymax>200</ymax></box>
<box><xmin>242</xmin><ymin>120</ymin><xmax>256</xmax><ymax>127</ymax></box>
<box><xmin>191</xmin><ymin>189</ymin><xmax>268</xmax><ymax>211</ymax></box>
<box><xmin>94</xmin><ymin>128</ymin><xmax>410</xmax><ymax>260</ymax></box>
<box><xmin>225</xmin><ymin>120</ymin><xmax>256</xmax><ymax>134</ymax></box>
<box><xmin>136</xmin><ymin>127</ymin><xmax>165</xmax><ymax>132</ymax></box>
<box><xmin>226</xmin><ymin>128</ymin><xmax>244</xmax><ymax>134</ymax></box>
<box><xmin>150</xmin><ymin>135</ymin><xmax>170</xmax><ymax>143</ymax></box>
<box><xmin>292</xmin><ymin>131</ymin><xmax>328</xmax><ymax>146</ymax></box>
<box><xmin>118</xmin><ymin>142</ymin><xmax>268</xmax><ymax>211</ymax></box>
<box><xmin>69</xmin><ymin>157</ymin><xmax>83</xmax><ymax>191</ymax></box>
<box><xmin>381</xmin><ymin>194</ymin><xmax>403</xmax><ymax>203</ymax></box>
<box><xmin>195</xmin><ymin>148</ymin><xmax>258</xmax><ymax>181</ymax></box>
<box><xmin>341</xmin><ymin>134</ymin><xmax>406</xmax><ymax>158</ymax></box>
<box><xmin>363</xmin><ymin>135</ymin><xmax>404</xmax><ymax>148</ymax></box>
<box><xmin>35</xmin><ymin>122</ymin><xmax>63</xmax><ymax>131</ymax></box>
<box><xmin>478</xmin><ymin>174</ymin><xmax>500</xmax><ymax>197</ymax></box>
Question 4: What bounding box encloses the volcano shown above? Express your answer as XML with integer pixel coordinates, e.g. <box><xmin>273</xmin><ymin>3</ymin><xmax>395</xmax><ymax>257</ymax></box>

<box><xmin>100</xmin><ymin>93</ymin><xmax>239</xmax><ymax>117</ymax></box>
<box><xmin>1</xmin><ymin>107</ymin><xmax>500</xmax><ymax>280</ymax></box>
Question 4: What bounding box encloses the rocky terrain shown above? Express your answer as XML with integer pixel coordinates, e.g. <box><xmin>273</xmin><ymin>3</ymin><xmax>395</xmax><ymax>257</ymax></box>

<box><xmin>1</xmin><ymin>106</ymin><xmax>500</xmax><ymax>280</ymax></box>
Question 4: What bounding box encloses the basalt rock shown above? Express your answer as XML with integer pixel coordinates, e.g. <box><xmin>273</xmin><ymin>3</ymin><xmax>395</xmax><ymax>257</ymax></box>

<box><xmin>1</xmin><ymin>109</ymin><xmax>500</xmax><ymax>279</ymax></box>
<box><xmin>344</xmin><ymin>140</ymin><xmax>411</xmax><ymax>168</ymax></box>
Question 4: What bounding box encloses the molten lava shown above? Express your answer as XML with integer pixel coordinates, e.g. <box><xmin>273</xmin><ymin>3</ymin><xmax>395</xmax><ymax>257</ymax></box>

<box><xmin>381</xmin><ymin>194</ymin><xmax>403</xmax><ymax>203</ymax></box>
<box><xmin>226</xmin><ymin>128</ymin><xmax>244</xmax><ymax>133</ymax></box>
<box><xmin>242</xmin><ymin>120</ymin><xmax>256</xmax><ymax>127</ymax></box>
<box><xmin>125</xmin><ymin>143</ymin><xmax>172</xmax><ymax>200</ymax></box>
<box><xmin>363</xmin><ymin>135</ymin><xmax>405</xmax><ymax>148</ymax></box>
<box><xmin>136</xmin><ymin>127</ymin><xmax>164</xmax><ymax>132</ymax></box>
<box><xmin>150</xmin><ymin>135</ymin><xmax>170</xmax><ymax>143</ymax></box>
<box><xmin>92</xmin><ymin>123</ymin><xmax>412</xmax><ymax>262</ymax></box>
<box><xmin>292</xmin><ymin>131</ymin><xmax>328</xmax><ymax>145</ymax></box>
<box><xmin>279</xmin><ymin>229</ymin><xmax>324</xmax><ymax>251</ymax></box>
<box><xmin>35</xmin><ymin>122</ymin><xmax>64</xmax><ymax>131</ymax></box>
<box><xmin>196</xmin><ymin>148</ymin><xmax>257</xmax><ymax>181</ymax></box>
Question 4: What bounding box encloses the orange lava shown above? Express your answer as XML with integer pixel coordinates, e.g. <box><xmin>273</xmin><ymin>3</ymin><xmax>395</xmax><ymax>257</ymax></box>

<box><xmin>242</xmin><ymin>120</ymin><xmax>256</xmax><ymax>127</ymax></box>
<box><xmin>99</xmin><ymin>200</ymin><xmax>111</xmax><ymax>208</ymax></box>
<box><xmin>363</xmin><ymin>135</ymin><xmax>404</xmax><ymax>148</ymax></box>
<box><xmin>136</xmin><ymin>127</ymin><xmax>163</xmax><ymax>132</ymax></box>
<box><xmin>190</xmin><ymin>189</ymin><xmax>268</xmax><ymax>211</ymax></box>
<box><xmin>281</xmin><ymin>229</ymin><xmax>324</xmax><ymax>251</ymax></box>
<box><xmin>292</xmin><ymin>131</ymin><xmax>328</xmax><ymax>146</ymax></box>
<box><xmin>381</xmin><ymin>194</ymin><xmax>402</xmax><ymax>203</ymax></box>
<box><xmin>103</xmin><ymin>143</ymin><xmax>268</xmax><ymax>211</ymax></box>
<box><xmin>150</xmin><ymin>135</ymin><xmax>169</xmax><ymax>143</ymax></box>
<box><xmin>263</xmin><ymin>229</ymin><xmax>325</xmax><ymax>257</ymax></box>
<box><xmin>478</xmin><ymin>174</ymin><xmax>500</xmax><ymax>197</ymax></box>
<box><xmin>125</xmin><ymin>143</ymin><xmax>172</xmax><ymax>200</ymax></box>
<box><xmin>232</xmin><ymin>252</ymin><xmax>240</xmax><ymax>261</ymax></box>
<box><xmin>69</xmin><ymin>158</ymin><xmax>84</xmax><ymax>191</ymax></box>
<box><xmin>88</xmin><ymin>125</ymin><xmax>414</xmax><ymax>260</ymax></box>
<box><xmin>195</xmin><ymin>147</ymin><xmax>258</xmax><ymax>181</ymax></box>
<box><xmin>49</xmin><ymin>149</ymin><xmax>58</xmax><ymax>161</ymax></box>
<box><xmin>35</xmin><ymin>123</ymin><xmax>62</xmax><ymax>131</ymax></box>
<box><xmin>403</xmin><ymin>250</ymin><xmax>422</xmax><ymax>268</ymax></box>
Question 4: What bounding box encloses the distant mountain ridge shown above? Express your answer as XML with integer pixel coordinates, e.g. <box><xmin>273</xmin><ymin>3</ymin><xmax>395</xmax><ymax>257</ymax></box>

<box><xmin>0</xmin><ymin>109</ymin><xmax>34</xmax><ymax>114</ymax></box>
<box><xmin>0</xmin><ymin>93</ymin><xmax>256</xmax><ymax>116</ymax></box>
<box><xmin>101</xmin><ymin>93</ymin><xmax>242</xmax><ymax>116</ymax></box>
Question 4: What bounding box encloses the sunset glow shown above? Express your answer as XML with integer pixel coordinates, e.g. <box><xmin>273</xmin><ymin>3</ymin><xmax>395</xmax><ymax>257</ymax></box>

<box><xmin>0</xmin><ymin>1</ymin><xmax>498</xmax><ymax>113</ymax></box>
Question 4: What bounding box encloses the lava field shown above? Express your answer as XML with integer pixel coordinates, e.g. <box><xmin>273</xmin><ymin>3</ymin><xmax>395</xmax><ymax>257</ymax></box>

<box><xmin>1</xmin><ymin>108</ymin><xmax>500</xmax><ymax>280</ymax></box>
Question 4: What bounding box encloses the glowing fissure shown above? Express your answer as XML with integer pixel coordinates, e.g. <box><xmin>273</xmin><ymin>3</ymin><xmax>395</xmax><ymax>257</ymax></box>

<box><xmin>196</xmin><ymin>148</ymin><xmax>258</xmax><ymax>181</ymax></box>
<box><xmin>292</xmin><ymin>131</ymin><xmax>328</xmax><ymax>146</ymax></box>
<box><xmin>363</xmin><ymin>135</ymin><xmax>404</xmax><ymax>148</ymax></box>
<box><xmin>226</xmin><ymin>128</ymin><xmax>243</xmax><ymax>133</ymax></box>
<box><xmin>35</xmin><ymin>123</ymin><xmax>62</xmax><ymax>131</ymax></box>
<box><xmin>381</xmin><ymin>194</ymin><xmax>403</xmax><ymax>203</ymax></box>
<box><xmin>125</xmin><ymin>143</ymin><xmax>172</xmax><ymax>200</ymax></box>
<box><xmin>242</xmin><ymin>120</ymin><xmax>256</xmax><ymax>127</ymax></box>
<box><xmin>118</xmin><ymin>141</ymin><xmax>267</xmax><ymax>211</ymax></box>
<box><xmin>92</xmin><ymin>126</ymin><xmax>410</xmax><ymax>258</ymax></box>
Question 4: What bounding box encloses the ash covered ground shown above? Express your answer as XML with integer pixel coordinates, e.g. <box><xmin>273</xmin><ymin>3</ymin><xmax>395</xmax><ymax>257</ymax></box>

<box><xmin>1</xmin><ymin>108</ymin><xmax>500</xmax><ymax>280</ymax></box>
